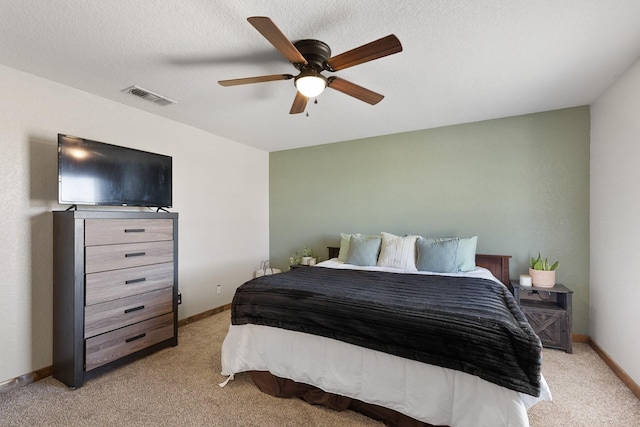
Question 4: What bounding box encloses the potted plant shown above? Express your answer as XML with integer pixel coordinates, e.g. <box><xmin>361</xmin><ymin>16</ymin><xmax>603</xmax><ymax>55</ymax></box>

<box><xmin>529</xmin><ymin>253</ymin><xmax>559</xmax><ymax>288</ymax></box>
<box><xmin>289</xmin><ymin>251</ymin><xmax>302</xmax><ymax>267</ymax></box>
<box><xmin>301</xmin><ymin>247</ymin><xmax>316</xmax><ymax>266</ymax></box>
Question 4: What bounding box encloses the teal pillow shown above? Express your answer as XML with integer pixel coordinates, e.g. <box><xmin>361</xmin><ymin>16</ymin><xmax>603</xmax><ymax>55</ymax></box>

<box><xmin>345</xmin><ymin>234</ymin><xmax>381</xmax><ymax>266</ymax></box>
<box><xmin>416</xmin><ymin>238</ymin><xmax>459</xmax><ymax>273</ymax></box>
<box><xmin>427</xmin><ymin>236</ymin><xmax>477</xmax><ymax>272</ymax></box>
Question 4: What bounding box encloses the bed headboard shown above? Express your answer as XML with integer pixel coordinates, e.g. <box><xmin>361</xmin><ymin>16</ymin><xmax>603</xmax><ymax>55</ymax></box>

<box><xmin>326</xmin><ymin>247</ymin><xmax>511</xmax><ymax>288</ymax></box>
<box><xmin>475</xmin><ymin>254</ymin><xmax>511</xmax><ymax>287</ymax></box>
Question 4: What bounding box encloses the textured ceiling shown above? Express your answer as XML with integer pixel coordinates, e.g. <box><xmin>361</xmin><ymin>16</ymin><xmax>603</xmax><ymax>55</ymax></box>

<box><xmin>2</xmin><ymin>1</ymin><xmax>640</xmax><ymax>152</ymax></box>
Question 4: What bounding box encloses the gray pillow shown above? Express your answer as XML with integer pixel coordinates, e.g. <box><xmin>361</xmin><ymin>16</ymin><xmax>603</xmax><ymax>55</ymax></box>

<box><xmin>345</xmin><ymin>234</ymin><xmax>381</xmax><ymax>266</ymax></box>
<box><xmin>416</xmin><ymin>237</ymin><xmax>459</xmax><ymax>273</ymax></box>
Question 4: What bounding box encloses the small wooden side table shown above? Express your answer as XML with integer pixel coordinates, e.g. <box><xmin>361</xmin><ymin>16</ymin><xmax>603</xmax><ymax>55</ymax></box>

<box><xmin>511</xmin><ymin>281</ymin><xmax>573</xmax><ymax>353</ymax></box>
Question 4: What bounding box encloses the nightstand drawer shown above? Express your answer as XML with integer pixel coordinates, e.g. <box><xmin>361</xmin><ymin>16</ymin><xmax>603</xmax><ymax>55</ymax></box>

<box><xmin>85</xmin><ymin>287</ymin><xmax>173</xmax><ymax>338</ymax></box>
<box><xmin>85</xmin><ymin>240</ymin><xmax>174</xmax><ymax>274</ymax></box>
<box><xmin>86</xmin><ymin>262</ymin><xmax>174</xmax><ymax>306</ymax></box>
<box><xmin>85</xmin><ymin>219</ymin><xmax>173</xmax><ymax>246</ymax></box>
<box><xmin>522</xmin><ymin>307</ymin><xmax>568</xmax><ymax>350</ymax></box>
<box><xmin>85</xmin><ymin>312</ymin><xmax>174</xmax><ymax>371</ymax></box>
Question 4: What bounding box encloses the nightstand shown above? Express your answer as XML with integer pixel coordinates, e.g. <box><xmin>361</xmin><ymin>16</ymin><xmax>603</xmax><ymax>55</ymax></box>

<box><xmin>289</xmin><ymin>264</ymin><xmax>311</xmax><ymax>270</ymax></box>
<box><xmin>511</xmin><ymin>281</ymin><xmax>573</xmax><ymax>353</ymax></box>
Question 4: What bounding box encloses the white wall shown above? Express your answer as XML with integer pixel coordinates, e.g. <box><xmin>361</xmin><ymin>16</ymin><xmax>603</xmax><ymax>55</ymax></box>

<box><xmin>0</xmin><ymin>64</ymin><xmax>269</xmax><ymax>384</ymax></box>
<box><xmin>591</xmin><ymin>57</ymin><xmax>640</xmax><ymax>385</ymax></box>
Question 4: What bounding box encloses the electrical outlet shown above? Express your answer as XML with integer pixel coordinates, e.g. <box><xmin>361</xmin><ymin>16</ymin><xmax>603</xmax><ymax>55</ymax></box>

<box><xmin>177</xmin><ymin>292</ymin><xmax>182</xmax><ymax>305</ymax></box>
<box><xmin>216</xmin><ymin>285</ymin><xmax>221</xmax><ymax>295</ymax></box>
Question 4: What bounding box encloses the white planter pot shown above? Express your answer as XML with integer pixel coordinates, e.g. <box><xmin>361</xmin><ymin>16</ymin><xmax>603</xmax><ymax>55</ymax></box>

<box><xmin>529</xmin><ymin>268</ymin><xmax>556</xmax><ymax>288</ymax></box>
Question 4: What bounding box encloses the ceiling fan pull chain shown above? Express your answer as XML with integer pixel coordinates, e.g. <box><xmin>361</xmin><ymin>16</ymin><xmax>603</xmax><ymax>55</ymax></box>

<box><xmin>305</xmin><ymin>99</ymin><xmax>318</xmax><ymax>116</ymax></box>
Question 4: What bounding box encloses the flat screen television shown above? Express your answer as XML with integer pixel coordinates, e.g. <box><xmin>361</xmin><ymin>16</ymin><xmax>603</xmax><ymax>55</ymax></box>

<box><xmin>58</xmin><ymin>134</ymin><xmax>172</xmax><ymax>208</ymax></box>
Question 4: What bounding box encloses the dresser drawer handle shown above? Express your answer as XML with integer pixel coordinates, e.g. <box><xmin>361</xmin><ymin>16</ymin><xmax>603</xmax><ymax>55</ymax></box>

<box><xmin>124</xmin><ymin>305</ymin><xmax>145</xmax><ymax>314</ymax></box>
<box><xmin>125</xmin><ymin>333</ymin><xmax>146</xmax><ymax>343</ymax></box>
<box><xmin>125</xmin><ymin>228</ymin><xmax>146</xmax><ymax>233</ymax></box>
<box><xmin>125</xmin><ymin>252</ymin><xmax>146</xmax><ymax>258</ymax></box>
<box><xmin>125</xmin><ymin>277</ymin><xmax>146</xmax><ymax>285</ymax></box>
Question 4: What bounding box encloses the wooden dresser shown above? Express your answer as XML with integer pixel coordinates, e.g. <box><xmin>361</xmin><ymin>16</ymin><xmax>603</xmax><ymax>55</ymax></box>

<box><xmin>53</xmin><ymin>210</ymin><xmax>179</xmax><ymax>388</ymax></box>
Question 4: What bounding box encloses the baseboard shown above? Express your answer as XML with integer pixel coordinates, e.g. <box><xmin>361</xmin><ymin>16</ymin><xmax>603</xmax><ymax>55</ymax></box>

<box><xmin>0</xmin><ymin>365</ymin><xmax>52</xmax><ymax>395</ymax></box>
<box><xmin>588</xmin><ymin>337</ymin><xmax>640</xmax><ymax>400</ymax></box>
<box><xmin>177</xmin><ymin>303</ymin><xmax>232</xmax><ymax>327</ymax></box>
<box><xmin>572</xmin><ymin>333</ymin><xmax>589</xmax><ymax>343</ymax></box>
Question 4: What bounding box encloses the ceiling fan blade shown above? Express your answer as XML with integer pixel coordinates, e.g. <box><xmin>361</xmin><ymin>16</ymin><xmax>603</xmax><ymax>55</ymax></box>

<box><xmin>326</xmin><ymin>34</ymin><xmax>402</xmax><ymax>71</ymax></box>
<box><xmin>247</xmin><ymin>17</ymin><xmax>308</xmax><ymax>65</ymax></box>
<box><xmin>289</xmin><ymin>91</ymin><xmax>308</xmax><ymax>114</ymax></box>
<box><xmin>218</xmin><ymin>74</ymin><xmax>293</xmax><ymax>86</ymax></box>
<box><xmin>327</xmin><ymin>77</ymin><xmax>384</xmax><ymax>105</ymax></box>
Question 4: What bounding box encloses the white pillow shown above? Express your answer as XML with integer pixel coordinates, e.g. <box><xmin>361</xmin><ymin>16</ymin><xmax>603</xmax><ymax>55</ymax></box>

<box><xmin>376</xmin><ymin>232</ymin><xmax>418</xmax><ymax>271</ymax></box>
<box><xmin>337</xmin><ymin>232</ymin><xmax>351</xmax><ymax>261</ymax></box>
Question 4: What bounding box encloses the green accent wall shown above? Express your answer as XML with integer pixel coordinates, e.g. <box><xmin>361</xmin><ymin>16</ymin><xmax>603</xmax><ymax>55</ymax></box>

<box><xmin>270</xmin><ymin>106</ymin><xmax>590</xmax><ymax>334</ymax></box>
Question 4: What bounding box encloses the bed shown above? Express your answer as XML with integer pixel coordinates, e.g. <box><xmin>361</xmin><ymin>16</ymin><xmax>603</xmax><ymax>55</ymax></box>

<box><xmin>221</xmin><ymin>235</ymin><xmax>551</xmax><ymax>427</ymax></box>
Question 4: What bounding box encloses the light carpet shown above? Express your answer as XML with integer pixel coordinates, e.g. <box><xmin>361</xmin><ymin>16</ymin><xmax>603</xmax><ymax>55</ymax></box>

<box><xmin>1</xmin><ymin>310</ymin><xmax>638</xmax><ymax>426</ymax></box>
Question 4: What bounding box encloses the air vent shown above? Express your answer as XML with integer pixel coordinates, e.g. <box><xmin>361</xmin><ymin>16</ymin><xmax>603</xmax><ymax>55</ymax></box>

<box><xmin>122</xmin><ymin>85</ymin><xmax>177</xmax><ymax>106</ymax></box>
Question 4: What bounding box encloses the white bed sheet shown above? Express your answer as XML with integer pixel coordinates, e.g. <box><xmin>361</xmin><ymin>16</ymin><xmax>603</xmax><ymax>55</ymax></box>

<box><xmin>221</xmin><ymin>260</ymin><xmax>552</xmax><ymax>427</ymax></box>
<box><xmin>314</xmin><ymin>258</ymin><xmax>503</xmax><ymax>280</ymax></box>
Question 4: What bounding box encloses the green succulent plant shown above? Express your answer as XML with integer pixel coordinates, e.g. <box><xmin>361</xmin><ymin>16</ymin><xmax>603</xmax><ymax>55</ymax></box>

<box><xmin>289</xmin><ymin>251</ymin><xmax>301</xmax><ymax>266</ymax></box>
<box><xmin>290</xmin><ymin>247</ymin><xmax>320</xmax><ymax>266</ymax></box>
<box><xmin>530</xmin><ymin>253</ymin><xmax>559</xmax><ymax>271</ymax></box>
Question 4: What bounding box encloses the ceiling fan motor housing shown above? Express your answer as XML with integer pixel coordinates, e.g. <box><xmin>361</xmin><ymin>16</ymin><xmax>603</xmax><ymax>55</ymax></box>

<box><xmin>293</xmin><ymin>39</ymin><xmax>331</xmax><ymax>71</ymax></box>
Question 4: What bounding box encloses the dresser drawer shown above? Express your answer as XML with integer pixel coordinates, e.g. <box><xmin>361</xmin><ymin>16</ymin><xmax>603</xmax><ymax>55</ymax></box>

<box><xmin>85</xmin><ymin>219</ymin><xmax>173</xmax><ymax>246</ymax></box>
<box><xmin>85</xmin><ymin>312</ymin><xmax>174</xmax><ymax>371</ymax></box>
<box><xmin>85</xmin><ymin>240</ymin><xmax>173</xmax><ymax>274</ymax></box>
<box><xmin>86</xmin><ymin>262</ymin><xmax>174</xmax><ymax>306</ymax></box>
<box><xmin>85</xmin><ymin>287</ymin><xmax>173</xmax><ymax>338</ymax></box>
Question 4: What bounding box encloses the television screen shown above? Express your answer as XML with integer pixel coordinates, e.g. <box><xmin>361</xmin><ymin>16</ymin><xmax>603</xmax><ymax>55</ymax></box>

<box><xmin>58</xmin><ymin>134</ymin><xmax>172</xmax><ymax>208</ymax></box>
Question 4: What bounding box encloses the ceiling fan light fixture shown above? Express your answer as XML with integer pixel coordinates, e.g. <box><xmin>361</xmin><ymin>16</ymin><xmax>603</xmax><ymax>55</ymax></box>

<box><xmin>295</xmin><ymin>71</ymin><xmax>327</xmax><ymax>98</ymax></box>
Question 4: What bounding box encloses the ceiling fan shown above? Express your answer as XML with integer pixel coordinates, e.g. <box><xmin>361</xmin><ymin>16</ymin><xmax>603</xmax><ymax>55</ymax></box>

<box><xmin>218</xmin><ymin>17</ymin><xmax>403</xmax><ymax>114</ymax></box>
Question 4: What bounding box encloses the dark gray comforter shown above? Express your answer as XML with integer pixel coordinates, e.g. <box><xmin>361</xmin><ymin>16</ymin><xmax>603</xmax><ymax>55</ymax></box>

<box><xmin>231</xmin><ymin>266</ymin><xmax>542</xmax><ymax>396</ymax></box>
